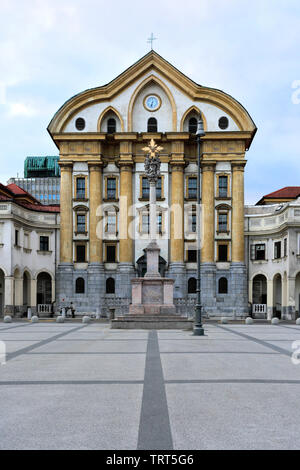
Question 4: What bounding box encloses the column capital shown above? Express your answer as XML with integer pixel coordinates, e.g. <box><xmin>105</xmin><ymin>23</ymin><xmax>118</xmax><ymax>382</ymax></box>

<box><xmin>201</xmin><ymin>161</ymin><xmax>216</xmax><ymax>172</ymax></box>
<box><xmin>119</xmin><ymin>162</ymin><xmax>133</xmax><ymax>172</ymax></box>
<box><xmin>88</xmin><ymin>162</ymin><xmax>103</xmax><ymax>172</ymax></box>
<box><xmin>231</xmin><ymin>161</ymin><xmax>246</xmax><ymax>172</ymax></box>
<box><xmin>170</xmin><ymin>163</ymin><xmax>185</xmax><ymax>173</ymax></box>
<box><xmin>59</xmin><ymin>161</ymin><xmax>73</xmax><ymax>171</ymax></box>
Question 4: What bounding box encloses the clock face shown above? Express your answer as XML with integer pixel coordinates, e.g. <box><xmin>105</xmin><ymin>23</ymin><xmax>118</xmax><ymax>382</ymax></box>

<box><xmin>144</xmin><ymin>95</ymin><xmax>160</xmax><ymax>111</ymax></box>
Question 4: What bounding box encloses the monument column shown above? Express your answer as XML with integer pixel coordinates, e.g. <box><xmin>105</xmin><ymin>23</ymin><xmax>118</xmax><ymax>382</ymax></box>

<box><xmin>59</xmin><ymin>162</ymin><xmax>73</xmax><ymax>263</ymax></box>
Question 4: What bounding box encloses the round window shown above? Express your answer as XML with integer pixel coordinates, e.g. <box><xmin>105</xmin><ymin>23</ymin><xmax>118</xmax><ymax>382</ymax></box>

<box><xmin>218</xmin><ymin>116</ymin><xmax>229</xmax><ymax>130</ymax></box>
<box><xmin>75</xmin><ymin>117</ymin><xmax>85</xmax><ymax>131</ymax></box>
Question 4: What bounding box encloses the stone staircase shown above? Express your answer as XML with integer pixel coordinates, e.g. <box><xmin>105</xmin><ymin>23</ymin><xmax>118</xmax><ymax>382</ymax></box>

<box><xmin>111</xmin><ymin>312</ymin><xmax>194</xmax><ymax>330</ymax></box>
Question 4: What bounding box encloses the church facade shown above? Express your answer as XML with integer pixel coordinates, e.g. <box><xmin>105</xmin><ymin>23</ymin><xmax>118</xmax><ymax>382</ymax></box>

<box><xmin>48</xmin><ymin>51</ymin><xmax>257</xmax><ymax>317</ymax></box>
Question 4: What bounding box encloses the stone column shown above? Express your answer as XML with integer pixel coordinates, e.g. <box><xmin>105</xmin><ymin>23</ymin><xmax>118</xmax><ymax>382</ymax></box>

<box><xmin>59</xmin><ymin>162</ymin><xmax>73</xmax><ymax>263</ymax></box>
<box><xmin>119</xmin><ymin>163</ymin><xmax>133</xmax><ymax>264</ymax></box>
<box><xmin>170</xmin><ymin>164</ymin><xmax>184</xmax><ymax>263</ymax></box>
<box><xmin>89</xmin><ymin>163</ymin><xmax>103</xmax><ymax>263</ymax></box>
<box><xmin>4</xmin><ymin>276</ymin><xmax>14</xmax><ymax>315</ymax></box>
<box><xmin>267</xmin><ymin>279</ymin><xmax>273</xmax><ymax>320</ymax></box>
<box><xmin>231</xmin><ymin>162</ymin><xmax>246</xmax><ymax>263</ymax></box>
<box><xmin>287</xmin><ymin>277</ymin><xmax>296</xmax><ymax>319</ymax></box>
<box><xmin>30</xmin><ymin>278</ymin><xmax>37</xmax><ymax>315</ymax></box>
<box><xmin>201</xmin><ymin>162</ymin><xmax>215</xmax><ymax>263</ymax></box>
<box><xmin>117</xmin><ymin>142</ymin><xmax>134</xmax><ymax>307</ymax></box>
<box><xmin>149</xmin><ymin>181</ymin><xmax>157</xmax><ymax>242</ymax></box>
<box><xmin>88</xmin><ymin>162</ymin><xmax>105</xmax><ymax>315</ymax></box>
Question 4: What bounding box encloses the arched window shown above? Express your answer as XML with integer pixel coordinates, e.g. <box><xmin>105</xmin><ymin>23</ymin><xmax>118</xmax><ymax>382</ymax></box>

<box><xmin>188</xmin><ymin>277</ymin><xmax>197</xmax><ymax>294</ymax></box>
<box><xmin>147</xmin><ymin>117</ymin><xmax>157</xmax><ymax>132</ymax></box>
<box><xmin>106</xmin><ymin>277</ymin><xmax>115</xmax><ymax>294</ymax></box>
<box><xmin>218</xmin><ymin>277</ymin><xmax>228</xmax><ymax>294</ymax></box>
<box><xmin>188</xmin><ymin>117</ymin><xmax>197</xmax><ymax>133</ymax></box>
<box><xmin>107</xmin><ymin>118</ymin><xmax>116</xmax><ymax>134</ymax></box>
<box><xmin>75</xmin><ymin>277</ymin><xmax>85</xmax><ymax>294</ymax></box>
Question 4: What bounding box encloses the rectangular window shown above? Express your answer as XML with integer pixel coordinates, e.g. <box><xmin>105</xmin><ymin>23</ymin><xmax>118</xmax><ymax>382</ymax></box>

<box><xmin>251</xmin><ymin>243</ymin><xmax>266</xmax><ymax>260</ymax></box>
<box><xmin>77</xmin><ymin>214</ymin><xmax>86</xmax><ymax>233</ymax></box>
<box><xmin>142</xmin><ymin>214</ymin><xmax>150</xmax><ymax>233</ymax></box>
<box><xmin>106</xmin><ymin>213</ymin><xmax>116</xmax><ymax>233</ymax></box>
<box><xmin>191</xmin><ymin>213</ymin><xmax>197</xmax><ymax>233</ymax></box>
<box><xmin>24</xmin><ymin>233</ymin><xmax>29</xmax><ymax>249</ymax></box>
<box><xmin>218</xmin><ymin>213</ymin><xmax>228</xmax><ymax>232</ymax></box>
<box><xmin>107</xmin><ymin>178</ymin><xmax>116</xmax><ymax>200</ymax></box>
<box><xmin>40</xmin><ymin>236</ymin><xmax>49</xmax><ymax>251</ymax></box>
<box><xmin>142</xmin><ymin>177</ymin><xmax>150</xmax><ymax>199</ymax></box>
<box><xmin>15</xmin><ymin>229</ymin><xmax>19</xmax><ymax>246</ymax></box>
<box><xmin>284</xmin><ymin>238</ymin><xmax>287</xmax><ymax>257</ymax></box>
<box><xmin>219</xmin><ymin>176</ymin><xmax>228</xmax><ymax>198</ymax></box>
<box><xmin>187</xmin><ymin>249</ymin><xmax>197</xmax><ymax>262</ymax></box>
<box><xmin>156</xmin><ymin>177</ymin><xmax>162</xmax><ymax>199</ymax></box>
<box><xmin>76</xmin><ymin>245</ymin><xmax>86</xmax><ymax>262</ymax></box>
<box><xmin>188</xmin><ymin>177</ymin><xmax>197</xmax><ymax>199</ymax></box>
<box><xmin>274</xmin><ymin>241</ymin><xmax>281</xmax><ymax>259</ymax></box>
<box><xmin>157</xmin><ymin>213</ymin><xmax>162</xmax><ymax>234</ymax></box>
<box><xmin>76</xmin><ymin>178</ymin><xmax>85</xmax><ymax>199</ymax></box>
<box><xmin>218</xmin><ymin>244</ymin><xmax>228</xmax><ymax>262</ymax></box>
<box><xmin>106</xmin><ymin>245</ymin><xmax>116</xmax><ymax>262</ymax></box>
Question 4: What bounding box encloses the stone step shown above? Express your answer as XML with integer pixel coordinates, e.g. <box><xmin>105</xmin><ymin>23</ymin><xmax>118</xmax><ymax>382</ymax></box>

<box><xmin>111</xmin><ymin>318</ymin><xmax>194</xmax><ymax>330</ymax></box>
<box><xmin>115</xmin><ymin>315</ymin><xmax>188</xmax><ymax>321</ymax></box>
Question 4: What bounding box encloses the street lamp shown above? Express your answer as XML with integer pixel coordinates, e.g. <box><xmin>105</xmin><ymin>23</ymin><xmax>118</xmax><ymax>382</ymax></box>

<box><xmin>193</xmin><ymin>112</ymin><xmax>205</xmax><ymax>336</ymax></box>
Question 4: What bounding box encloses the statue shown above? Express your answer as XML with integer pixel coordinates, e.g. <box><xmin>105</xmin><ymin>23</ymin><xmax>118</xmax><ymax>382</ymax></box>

<box><xmin>143</xmin><ymin>139</ymin><xmax>163</xmax><ymax>182</ymax></box>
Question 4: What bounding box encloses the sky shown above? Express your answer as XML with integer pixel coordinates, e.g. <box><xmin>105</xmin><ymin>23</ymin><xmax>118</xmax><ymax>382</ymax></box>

<box><xmin>0</xmin><ymin>0</ymin><xmax>299</xmax><ymax>204</ymax></box>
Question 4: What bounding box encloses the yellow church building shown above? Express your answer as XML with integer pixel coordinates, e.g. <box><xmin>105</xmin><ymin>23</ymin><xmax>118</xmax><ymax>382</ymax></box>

<box><xmin>48</xmin><ymin>51</ymin><xmax>256</xmax><ymax>317</ymax></box>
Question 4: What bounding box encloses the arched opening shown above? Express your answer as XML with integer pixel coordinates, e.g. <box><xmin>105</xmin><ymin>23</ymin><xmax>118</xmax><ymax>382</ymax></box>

<box><xmin>106</xmin><ymin>278</ymin><xmax>115</xmax><ymax>294</ymax></box>
<box><xmin>137</xmin><ymin>255</ymin><xmax>166</xmax><ymax>278</ymax></box>
<box><xmin>107</xmin><ymin>118</ymin><xmax>116</xmax><ymax>134</ymax></box>
<box><xmin>147</xmin><ymin>117</ymin><xmax>157</xmax><ymax>132</ymax></box>
<box><xmin>0</xmin><ymin>269</ymin><xmax>5</xmax><ymax>316</ymax></box>
<box><xmin>75</xmin><ymin>277</ymin><xmax>85</xmax><ymax>294</ymax></box>
<box><xmin>296</xmin><ymin>272</ymin><xmax>300</xmax><ymax>318</ymax></box>
<box><xmin>188</xmin><ymin>277</ymin><xmax>197</xmax><ymax>294</ymax></box>
<box><xmin>23</xmin><ymin>271</ymin><xmax>31</xmax><ymax>308</ymax></box>
<box><xmin>252</xmin><ymin>274</ymin><xmax>267</xmax><ymax>317</ymax></box>
<box><xmin>218</xmin><ymin>277</ymin><xmax>228</xmax><ymax>294</ymax></box>
<box><xmin>253</xmin><ymin>274</ymin><xmax>267</xmax><ymax>304</ymax></box>
<box><xmin>273</xmin><ymin>273</ymin><xmax>282</xmax><ymax>319</ymax></box>
<box><xmin>37</xmin><ymin>272</ymin><xmax>52</xmax><ymax>306</ymax></box>
<box><xmin>98</xmin><ymin>108</ymin><xmax>122</xmax><ymax>133</ymax></box>
<box><xmin>188</xmin><ymin>117</ymin><xmax>197</xmax><ymax>133</ymax></box>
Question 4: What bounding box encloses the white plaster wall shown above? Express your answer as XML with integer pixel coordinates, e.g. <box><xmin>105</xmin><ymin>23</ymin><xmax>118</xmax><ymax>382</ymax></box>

<box><xmin>63</xmin><ymin>69</ymin><xmax>240</xmax><ymax>133</ymax></box>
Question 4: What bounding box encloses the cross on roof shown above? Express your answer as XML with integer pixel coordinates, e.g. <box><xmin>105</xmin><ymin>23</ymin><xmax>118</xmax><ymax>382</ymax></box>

<box><xmin>147</xmin><ymin>33</ymin><xmax>157</xmax><ymax>50</ymax></box>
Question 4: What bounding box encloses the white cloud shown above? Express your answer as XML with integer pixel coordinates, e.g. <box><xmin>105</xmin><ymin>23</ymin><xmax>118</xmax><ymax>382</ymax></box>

<box><xmin>7</xmin><ymin>102</ymin><xmax>37</xmax><ymax>117</ymax></box>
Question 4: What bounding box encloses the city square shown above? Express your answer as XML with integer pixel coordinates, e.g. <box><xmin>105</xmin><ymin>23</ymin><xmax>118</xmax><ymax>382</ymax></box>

<box><xmin>1</xmin><ymin>320</ymin><xmax>300</xmax><ymax>450</ymax></box>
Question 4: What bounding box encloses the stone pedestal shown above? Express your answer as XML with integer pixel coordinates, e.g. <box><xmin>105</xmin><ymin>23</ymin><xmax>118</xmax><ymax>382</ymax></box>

<box><xmin>129</xmin><ymin>277</ymin><xmax>176</xmax><ymax>315</ymax></box>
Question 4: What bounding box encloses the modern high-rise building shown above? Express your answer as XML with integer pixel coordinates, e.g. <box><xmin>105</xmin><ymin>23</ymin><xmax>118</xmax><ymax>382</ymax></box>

<box><xmin>8</xmin><ymin>156</ymin><xmax>60</xmax><ymax>205</ymax></box>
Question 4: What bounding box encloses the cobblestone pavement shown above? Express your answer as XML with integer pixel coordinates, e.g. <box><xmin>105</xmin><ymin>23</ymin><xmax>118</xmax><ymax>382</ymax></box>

<box><xmin>0</xmin><ymin>321</ymin><xmax>300</xmax><ymax>449</ymax></box>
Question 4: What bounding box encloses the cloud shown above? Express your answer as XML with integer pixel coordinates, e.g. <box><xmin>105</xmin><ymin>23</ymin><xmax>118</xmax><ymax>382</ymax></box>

<box><xmin>7</xmin><ymin>102</ymin><xmax>37</xmax><ymax>117</ymax></box>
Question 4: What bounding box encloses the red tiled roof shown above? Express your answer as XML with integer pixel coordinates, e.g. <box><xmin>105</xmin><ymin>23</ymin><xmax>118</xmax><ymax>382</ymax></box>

<box><xmin>21</xmin><ymin>202</ymin><xmax>60</xmax><ymax>213</ymax></box>
<box><xmin>263</xmin><ymin>187</ymin><xmax>300</xmax><ymax>199</ymax></box>
<box><xmin>0</xmin><ymin>183</ymin><xmax>60</xmax><ymax>213</ymax></box>
<box><xmin>6</xmin><ymin>183</ymin><xmax>28</xmax><ymax>195</ymax></box>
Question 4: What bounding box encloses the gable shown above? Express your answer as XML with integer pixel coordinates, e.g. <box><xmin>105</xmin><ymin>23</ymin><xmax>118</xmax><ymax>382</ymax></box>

<box><xmin>48</xmin><ymin>51</ymin><xmax>256</xmax><ymax>139</ymax></box>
